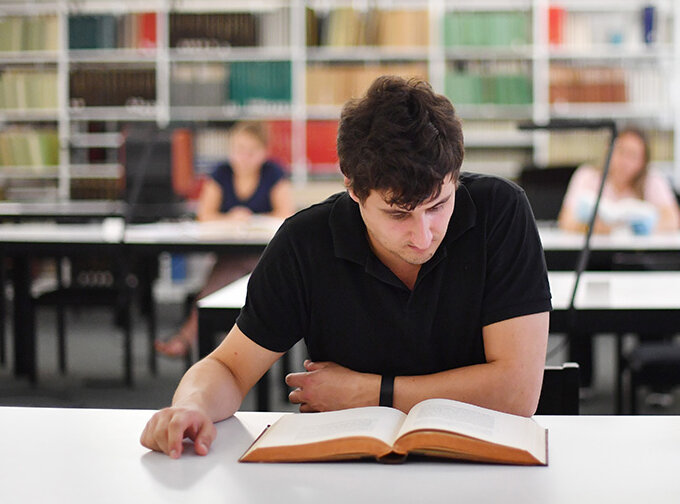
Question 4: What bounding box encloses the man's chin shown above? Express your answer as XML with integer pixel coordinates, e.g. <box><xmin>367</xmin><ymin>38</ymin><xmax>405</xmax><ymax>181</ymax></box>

<box><xmin>401</xmin><ymin>250</ymin><xmax>436</xmax><ymax>265</ymax></box>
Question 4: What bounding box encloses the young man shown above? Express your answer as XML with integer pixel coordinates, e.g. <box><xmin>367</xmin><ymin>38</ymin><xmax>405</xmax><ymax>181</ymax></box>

<box><xmin>141</xmin><ymin>76</ymin><xmax>551</xmax><ymax>459</ymax></box>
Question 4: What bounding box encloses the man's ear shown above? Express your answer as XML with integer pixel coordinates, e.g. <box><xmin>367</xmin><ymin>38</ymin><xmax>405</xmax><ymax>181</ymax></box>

<box><xmin>344</xmin><ymin>177</ymin><xmax>360</xmax><ymax>204</ymax></box>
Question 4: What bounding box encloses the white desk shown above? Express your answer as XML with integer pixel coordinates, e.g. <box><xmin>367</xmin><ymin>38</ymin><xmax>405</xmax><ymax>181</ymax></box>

<box><xmin>0</xmin><ymin>222</ymin><xmax>118</xmax><ymax>243</ymax></box>
<box><xmin>0</xmin><ymin>218</ymin><xmax>281</xmax><ymax>383</ymax></box>
<box><xmin>539</xmin><ymin>226</ymin><xmax>680</xmax><ymax>251</ymax></box>
<box><xmin>538</xmin><ymin>227</ymin><xmax>680</xmax><ymax>271</ymax></box>
<box><xmin>0</xmin><ymin>200</ymin><xmax>124</xmax><ymax>220</ymax></box>
<box><xmin>550</xmin><ymin>270</ymin><xmax>680</xmax><ymax>310</ymax></box>
<box><xmin>196</xmin><ymin>270</ymin><xmax>680</xmax><ymax>342</ymax></box>
<box><xmin>198</xmin><ymin>271</ymin><xmax>680</xmax><ymax>413</ymax></box>
<box><xmin>0</xmin><ymin>407</ymin><xmax>678</xmax><ymax>503</ymax></box>
<box><xmin>199</xmin><ymin>270</ymin><xmax>680</xmax><ymax>312</ymax></box>
<box><xmin>124</xmin><ymin>217</ymin><xmax>283</xmax><ymax>247</ymax></box>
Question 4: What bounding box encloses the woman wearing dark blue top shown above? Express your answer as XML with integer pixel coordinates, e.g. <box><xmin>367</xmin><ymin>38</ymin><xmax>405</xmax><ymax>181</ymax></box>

<box><xmin>156</xmin><ymin>121</ymin><xmax>295</xmax><ymax>357</ymax></box>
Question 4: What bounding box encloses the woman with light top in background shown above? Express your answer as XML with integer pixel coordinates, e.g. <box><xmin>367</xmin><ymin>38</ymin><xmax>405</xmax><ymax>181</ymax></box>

<box><xmin>156</xmin><ymin>121</ymin><xmax>295</xmax><ymax>357</ymax></box>
<box><xmin>557</xmin><ymin>126</ymin><xmax>680</xmax><ymax>394</ymax></box>
<box><xmin>558</xmin><ymin>127</ymin><xmax>680</xmax><ymax>235</ymax></box>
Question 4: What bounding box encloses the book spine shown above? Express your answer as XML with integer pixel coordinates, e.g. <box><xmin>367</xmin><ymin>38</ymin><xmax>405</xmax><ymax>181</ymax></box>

<box><xmin>548</xmin><ymin>6</ymin><xmax>565</xmax><ymax>46</ymax></box>
<box><xmin>306</xmin><ymin>120</ymin><xmax>338</xmax><ymax>174</ymax></box>
<box><xmin>171</xmin><ymin>128</ymin><xmax>195</xmax><ymax>197</ymax></box>
<box><xmin>138</xmin><ymin>12</ymin><xmax>157</xmax><ymax>49</ymax></box>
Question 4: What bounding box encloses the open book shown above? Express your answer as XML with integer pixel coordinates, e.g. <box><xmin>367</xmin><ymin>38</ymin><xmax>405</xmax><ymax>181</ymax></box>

<box><xmin>240</xmin><ymin>398</ymin><xmax>548</xmax><ymax>465</ymax></box>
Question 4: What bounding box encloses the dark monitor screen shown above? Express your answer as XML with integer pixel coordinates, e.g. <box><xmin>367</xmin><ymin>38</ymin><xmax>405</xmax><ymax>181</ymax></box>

<box><xmin>122</xmin><ymin>127</ymin><xmax>186</xmax><ymax>222</ymax></box>
<box><xmin>518</xmin><ymin>165</ymin><xmax>577</xmax><ymax>222</ymax></box>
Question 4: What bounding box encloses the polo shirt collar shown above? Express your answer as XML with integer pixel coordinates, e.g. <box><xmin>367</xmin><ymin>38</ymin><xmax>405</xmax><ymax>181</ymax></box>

<box><xmin>329</xmin><ymin>184</ymin><xmax>477</xmax><ymax>268</ymax></box>
<box><xmin>444</xmin><ymin>181</ymin><xmax>477</xmax><ymax>244</ymax></box>
<box><xmin>330</xmin><ymin>192</ymin><xmax>370</xmax><ymax>265</ymax></box>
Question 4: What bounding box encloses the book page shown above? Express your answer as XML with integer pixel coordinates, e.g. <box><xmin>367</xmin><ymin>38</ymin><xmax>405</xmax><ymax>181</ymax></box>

<box><xmin>397</xmin><ymin>399</ymin><xmax>545</xmax><ymax>454</ymax></box>
<box><xmin>252</xmin><ymin>407</ymin><xmax>407</xmax><ymax>449</ymax></box>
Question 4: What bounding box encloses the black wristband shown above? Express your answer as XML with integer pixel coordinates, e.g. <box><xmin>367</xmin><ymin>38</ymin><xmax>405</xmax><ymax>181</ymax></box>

<box><xmin>379</xmin><ymin>375</ymin><xmax>395</xmax><ymax>408</ymax></box>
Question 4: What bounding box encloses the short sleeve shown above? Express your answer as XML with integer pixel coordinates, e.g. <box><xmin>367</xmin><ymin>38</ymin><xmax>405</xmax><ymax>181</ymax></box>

<box><xmin>261</xmin><ymin>160</ymin><xmax>287</xmax><ymax>186</ymax></box>
<box><xmin>481</xmin><ymin>184</ymin><xmax>552</xmax><ymax>326</ymax></box>
<box><xmin>644</xmin><ymin>171</ymin><xmax>678</xmax><ymax>208</ymax></box>
<box><xmin>561</xmin><ymin>165</ymin><xmax>599</xmax><ymax>212</ymax></box>
<box><xmin>235</xmin><ymin>222</ymin><xmax>308</xmax><ymax>352</ymax></box>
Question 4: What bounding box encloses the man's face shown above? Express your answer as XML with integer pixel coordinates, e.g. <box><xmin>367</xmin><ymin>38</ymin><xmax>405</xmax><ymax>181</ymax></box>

<box><xmin>349</xmin><ymin>176</ymin><xmax>456</xmax><ymax>268</ymax></box>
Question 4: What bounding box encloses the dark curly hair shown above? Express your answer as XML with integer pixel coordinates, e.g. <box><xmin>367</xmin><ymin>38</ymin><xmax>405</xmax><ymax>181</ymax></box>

<box><xmin>337</xmin><ymin>75</ymin><xmax>464</xmax><ymax>210</ymax></box>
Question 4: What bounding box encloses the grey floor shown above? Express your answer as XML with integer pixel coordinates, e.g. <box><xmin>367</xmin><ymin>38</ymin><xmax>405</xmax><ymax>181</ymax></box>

<box><xmin>1</xmin><ymin>301</ymin><xmax>679</xmax><ymax>415</ymax></box>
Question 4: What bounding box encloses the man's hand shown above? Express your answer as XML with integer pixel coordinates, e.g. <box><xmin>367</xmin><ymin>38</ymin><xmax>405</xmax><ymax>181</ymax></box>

<box><xmin>140</xmin><ymin>406</ymin><xmax>217</xmax><ymax>459</ymax></box>
<box><xmin>285</xmin><ymin>360</ymin><xmax>380</xmax><ymax>412</ymax></box>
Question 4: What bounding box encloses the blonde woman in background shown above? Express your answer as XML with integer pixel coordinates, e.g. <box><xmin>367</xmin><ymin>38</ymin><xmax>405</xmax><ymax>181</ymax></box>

<box><xmin>558</xmin><ymin>127</ymin><xmax>680</xmax><ymax>235</ymax></box>
<box><xmin>156</xmin><ymin>121</ymin><xmax>295</xmax><ymax>357</ymax></box>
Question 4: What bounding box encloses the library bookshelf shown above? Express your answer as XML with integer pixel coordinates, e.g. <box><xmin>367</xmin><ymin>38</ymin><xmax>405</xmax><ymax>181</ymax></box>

<box><xmin>0</xmin><ymin>0</ymin><xmax>677</xmax><ymax>203</ymax></box>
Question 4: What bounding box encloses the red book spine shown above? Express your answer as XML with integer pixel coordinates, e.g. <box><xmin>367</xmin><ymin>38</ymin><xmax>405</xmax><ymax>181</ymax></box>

<box><xmin>138</xmin><ymin>13</ymin><xmax>157</xmax><ymax>49</ymax></box>
<box><xmin>171</xmin><ymin>128</ymin><xmax>196</xmax><ymax>198</ymax></box>
<box><xmin>548</xmin><ymin>6</ymin><xmax>564</xmax><ymax>46</ymax></box>
<box><xmin>307</xmin><ymin>120</ymin><xmax>339</xmax><ymax>174</ymax></box>
<box><xmin>266</xmin><ymin>120</ymin><xmax>293</xmax><ymax>170</ymax></box>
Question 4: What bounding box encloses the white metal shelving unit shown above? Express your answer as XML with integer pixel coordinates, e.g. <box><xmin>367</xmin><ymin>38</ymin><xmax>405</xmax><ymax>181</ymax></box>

<box><xmin>0</xmin><ymin>0</ymin><xmax>678</xmax><ymax>200</ymax></box>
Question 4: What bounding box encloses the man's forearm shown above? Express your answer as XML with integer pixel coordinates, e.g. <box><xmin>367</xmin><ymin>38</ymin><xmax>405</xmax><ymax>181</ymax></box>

<box><xmin>392</xmin><ymin>360</ymin><xmax>542</xmax><ymax>417</ymax></box>
<box><xmin>172</xmin><ymin>357</ymin><xmax>244</xmax><ymax>422</ymax></box>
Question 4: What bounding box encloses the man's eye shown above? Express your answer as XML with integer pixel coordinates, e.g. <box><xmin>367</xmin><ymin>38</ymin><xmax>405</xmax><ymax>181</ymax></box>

<box><xmin>390</xmin><ymin>213</ymin><xmax>409</xmax><ymax>220</ymax></box>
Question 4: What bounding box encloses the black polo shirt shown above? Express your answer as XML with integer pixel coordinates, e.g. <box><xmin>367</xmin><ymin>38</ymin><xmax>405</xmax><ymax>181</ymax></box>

<box><xmin>236</xmin><ymin>172</ymin><xmax>552</xmax><ymax>376</ymax></box>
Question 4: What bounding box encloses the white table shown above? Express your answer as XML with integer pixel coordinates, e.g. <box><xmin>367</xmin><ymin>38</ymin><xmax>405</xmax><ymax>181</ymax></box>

<box><xmin>538</xmin><ymin>226</ymin><xmax>680</xmax><ymax>270</ymax></box>
<box><xmin>539</xmin><ymin>226</ymin><xmax>680</xmax><ymax>251</ymax></box>
<box><xmin>198</xmin><ymin>271</ymin><xmax>680</xmax><ymax>413</ymax></box>
<box><xmin>0</xmin><ymin>218</ymin><xmax>281</xmax><ymax>383</ymax></box>
<box><xmin>199</xmin><ymin>270</ymin><xmax>680</xmax><ymax>313</ymax></box>
<box><xmin>550</xmin><ymin>270</ymin><xmax>680</xmax><ymax>310</ymax></box>
<box><xmin>0</xmin><ymin>407</ymin><xmax>678</xmax><ymax>503</ymax></box>
<box><xmin>0</xmin><ymin>200</ymin><xmax>124</xmax><ymax>220</ymax></box>
<box><xmin>124</xmin><ymin>217</ymin><xmax>283</xmax><ymax>248</ymax></box>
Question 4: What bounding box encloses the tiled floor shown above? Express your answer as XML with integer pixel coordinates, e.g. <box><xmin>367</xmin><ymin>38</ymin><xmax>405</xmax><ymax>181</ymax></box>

<box><xmin>1</xmin><ymin>302</ymin><xmax>679</xmax><ymax>415</ymax></box>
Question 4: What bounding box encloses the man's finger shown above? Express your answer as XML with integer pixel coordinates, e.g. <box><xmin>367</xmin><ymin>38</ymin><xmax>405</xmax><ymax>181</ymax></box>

<box><xmin>193</xmin><ymin>422</ymin><xmax>216</xmax><ymax>456</ymax></box>
<box><xmin>285</xmin><ymin>371</ymin><xmax>306</xmax><ymax>387</ymax></box>
<box><xmin>166</xmin><ymin>414</ymin><xmax>193</xmax><ymax>459</ymax></box>
<box><xmin>288</xmin><ymin>387</ymin><xmax>304</xmax><ymax>404</ymax></box>
<box><xmin>303</xmin><ymin>360</ymin><xmax>330</xmax><ymax>371</ymax></box>
<box><xmin>299</xmin><ymin>403</ymin><xmax>317</xmax><ymax>413</ymax></box>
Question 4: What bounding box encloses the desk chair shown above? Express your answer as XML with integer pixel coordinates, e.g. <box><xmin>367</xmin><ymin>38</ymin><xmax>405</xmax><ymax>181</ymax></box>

<box><xmin>536</xmin><ymin>363</ymin><xmax>580</xmax><ymax>415</ymax></box>
<box><xmin>518</xmin><ymin>165</ymin><xmax>577</xmax><ymax>221</ymax></box>
<box><xmin>625</xmin><ymin>342</ymin><xmax>680</xmax><ymax>414</ymax></box>
<box><xmin>34</xmin><ymin>255</ymin><xmax>136</xmax><ymax>384</ymax></box>
<box><xmin>611</xmin><ymin>252</ymin><xmax>680</xmax><ymax>413</ymax></box>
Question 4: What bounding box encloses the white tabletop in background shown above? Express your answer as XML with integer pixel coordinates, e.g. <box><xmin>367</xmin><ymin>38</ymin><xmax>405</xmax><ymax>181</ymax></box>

<box><xmin>199</xmin><ymin>271</ymin><xmax>680</xmax><ymax>312</ymax></box>
<box><xmin>538</xmin><ymin>226</ymin><xmax>680</xmax><ymax>250</ymax></box>
<box><xmin>123</xmin><ymin>217</ymin><xmax>283</xmax><ymax>245</ymax></box>
<box><xmin>4</xmin><ymin>220</ymin><xmax>680</xmax><ymax>251</ymax></box>
<box><xmin>198</xmin><ymin>274</ymin><xmax>250</xmax><ymax>309</ymax></box>
<box><xmin>0</xmin><ymin>407</ymin><xmax>677</xmax><ymax>504</ymax></box>
<box><xmin>0</xmin><ymin>218</ymin><xmax>283</xmax><ymax>246</ymax></box>
<box><xmin>549</xmin><ymin>271</ymin><xmax>680</xmax><ymax>309</ymax></box>
<box><xmin>0</xmin><ymin>200</ymin><xmax>124</xmax><ymax>217</ymax></box>
<box><xmin>0</xmin><ymin>222</ymin><xmax>117</xmax><ymax>243</ymax></box>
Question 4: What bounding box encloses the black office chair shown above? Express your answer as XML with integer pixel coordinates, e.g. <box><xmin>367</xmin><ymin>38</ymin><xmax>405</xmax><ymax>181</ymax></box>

<box><xmin>536</xmin><ymin>363</ymin><xmax>580</xmax><ymax>415</ymax></box>
<box><xmin>610</xmin><ymin>252</ymin><xmax>680</xmax><ymax>413</ymax></box>
<box><xmin>518</xmin><ymin>165</ymin><xmax>578</xmax><ymax>222</ymax></box>
<box><xmin>34</xmin><ymin>255</ymin><xmax>134</xmax><ymax>382</ymax></box>
<box><xmin>625</xmin><ymin>342</ymin><xmax>680</xmax><ymax>414</ymax></box>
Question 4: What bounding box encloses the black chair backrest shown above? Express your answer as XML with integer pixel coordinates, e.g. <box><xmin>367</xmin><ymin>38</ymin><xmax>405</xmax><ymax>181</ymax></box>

<box><xmin>536</xmin><ymin>363</ymin><xmax>580</xmax><ymax>415</ymax></box>
<box><xmin>518</xmin><ymin>165</ymin><xmax>578</xmax><ymax>221</ymax></box>
<box><xmin>122</xmin><ymin>126</ymin><xmax>186</xmax><ymax>223</ymax></box>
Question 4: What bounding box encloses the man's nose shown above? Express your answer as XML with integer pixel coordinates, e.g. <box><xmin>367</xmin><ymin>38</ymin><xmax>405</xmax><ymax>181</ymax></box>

<box><xmin>410</xmin><ymin>214</ymin><xmax>433</xmax><ymax>249</ymax></box>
